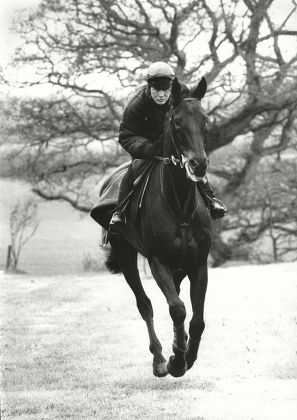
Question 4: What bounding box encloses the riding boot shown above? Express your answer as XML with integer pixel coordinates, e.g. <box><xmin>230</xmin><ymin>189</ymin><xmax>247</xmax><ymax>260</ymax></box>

<box><xmin>199</xmin><ymin>178</ymin><xmax>227</xmax><ymax>220</ymax></box>
<box><xmin>109</xmin><ymin>164</ymin><xmax>134</xmax><ymax>231</ymax></box>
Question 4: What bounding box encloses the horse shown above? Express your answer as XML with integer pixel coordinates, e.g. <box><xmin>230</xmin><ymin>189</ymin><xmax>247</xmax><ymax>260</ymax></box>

<box><xmin>92</xmin><ymin>77</ymin><xmax>211</xmax><ymax>378</ymax></box>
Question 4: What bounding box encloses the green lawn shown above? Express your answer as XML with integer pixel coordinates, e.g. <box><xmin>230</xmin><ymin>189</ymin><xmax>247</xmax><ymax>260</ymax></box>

<box><xmin>1</xmin><ymin>263</ymin><xmax>297</xmax><ymax>419</ymax></box>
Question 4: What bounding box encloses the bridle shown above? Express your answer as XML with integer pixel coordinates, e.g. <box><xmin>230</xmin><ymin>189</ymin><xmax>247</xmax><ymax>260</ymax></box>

<box><xmin>155</xmin><ymin>98</ymin><xmax>205</xmax><ymax>182</ymax></box>
<box><xmin>156</xmin><ymin>98</ymin><xmax>204</xmax><ymax>224</ymax></box>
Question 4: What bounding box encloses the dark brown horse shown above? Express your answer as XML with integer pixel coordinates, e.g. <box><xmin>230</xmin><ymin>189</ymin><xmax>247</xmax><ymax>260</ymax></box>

<box><xmin>93</xmin><ymin>77</ymin><xmax>211</xmax><ymax>377</ymax></box>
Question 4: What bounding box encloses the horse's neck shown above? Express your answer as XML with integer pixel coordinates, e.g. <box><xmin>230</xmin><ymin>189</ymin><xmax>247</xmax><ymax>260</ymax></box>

<box><xmin>162</xmin><ymin>143</ymin><xmax>196</xmax><ymax>215</ymax></box>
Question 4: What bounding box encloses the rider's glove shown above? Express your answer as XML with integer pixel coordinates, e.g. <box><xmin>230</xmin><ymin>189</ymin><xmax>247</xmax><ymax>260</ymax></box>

<box><xmin>149</xmin><ymin>137</ymin><xmax>163</xmax><ymax>157</ymax></box>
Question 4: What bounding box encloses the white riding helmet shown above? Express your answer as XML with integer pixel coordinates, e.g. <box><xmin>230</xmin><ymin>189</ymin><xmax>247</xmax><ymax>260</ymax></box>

<box><xmin>147</xmin><ymin>62</ymin><xmax>175</xmax><ymax>81</ymax></box>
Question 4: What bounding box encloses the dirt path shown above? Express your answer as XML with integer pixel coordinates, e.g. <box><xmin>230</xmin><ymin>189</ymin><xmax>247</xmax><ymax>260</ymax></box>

<box><xmin>1</xmin><ymin>262</ymin><xmax>296</xmax><ymax>419</ymax></box>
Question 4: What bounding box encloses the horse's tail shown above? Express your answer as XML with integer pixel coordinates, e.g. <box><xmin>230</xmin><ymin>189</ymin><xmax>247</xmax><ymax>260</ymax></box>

<box><xmin>105</xmin><ymin>242</ymin><xmax>123</xmax><ymax>274</ymax></box>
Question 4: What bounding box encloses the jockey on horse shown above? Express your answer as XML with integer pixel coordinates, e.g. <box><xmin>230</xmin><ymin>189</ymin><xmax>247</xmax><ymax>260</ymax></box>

<box><xmin>109</xmin><ymin>62</ymin><xmax>227</xmax><ymax>231</ymax></box>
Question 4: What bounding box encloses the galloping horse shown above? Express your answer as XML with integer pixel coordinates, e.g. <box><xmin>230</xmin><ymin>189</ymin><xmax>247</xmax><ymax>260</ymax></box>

<box><xmin>92</xmin><ymin>77</ymin><xmax>211</xmax><ymax>378</ymax></box>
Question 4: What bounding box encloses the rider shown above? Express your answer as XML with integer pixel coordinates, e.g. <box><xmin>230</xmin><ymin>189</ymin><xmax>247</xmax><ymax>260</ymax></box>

<box><xmin>109</xmin><ymin>61</ymin><xmax>227</xmax><ymax>230</ymax></box>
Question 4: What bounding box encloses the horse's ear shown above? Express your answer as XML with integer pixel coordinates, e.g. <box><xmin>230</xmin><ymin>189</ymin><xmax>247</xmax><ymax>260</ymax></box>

<box><xmin>171</xmin><ymin>78</ymin><xmax>182</xmax><ymax>107</ymax></box>
<box><xmin>192</xmin><ymin>77</ymin><xmax>207</xmax><ymax>100</ymax></box>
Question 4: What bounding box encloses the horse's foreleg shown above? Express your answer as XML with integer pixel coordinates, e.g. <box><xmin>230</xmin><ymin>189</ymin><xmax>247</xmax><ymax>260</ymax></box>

<box><xmin>173</xmin><ymin>269</ymin><xmax>187</xmax><ymax>295</ymax></box>
<box><xmin>116</xmin><ymin>239</ymin><xmax>167</xmax><ymax>377</ymax></box>
<box><xmin>149</xmin><ymin>257</ymin><xmax>187</xmax><ymax>377</ymax></box>
<box><xmin>145</xmin><ymin>318</ymin><xmax>168</xmax><ymax>377</ymax></box>
<box><xmin>186</xmin><ymin>263</ymin><xmax>208</xmax><ymax>370</ymax></box>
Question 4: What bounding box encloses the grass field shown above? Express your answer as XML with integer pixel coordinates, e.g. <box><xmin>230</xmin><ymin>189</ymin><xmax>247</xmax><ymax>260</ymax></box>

<box><xmin>1</xmin><ymin>262</ymin><xmax>297</xmax><ymax>419</ymax></box>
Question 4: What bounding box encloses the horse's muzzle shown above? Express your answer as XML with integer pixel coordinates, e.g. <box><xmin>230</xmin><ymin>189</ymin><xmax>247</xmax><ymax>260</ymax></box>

<box><xmin>183</xmin><ymin>157</ymin><xmax>208</xmax><ymax>182</ymax></box>
<box><xmin>188</xmin><ymin>158</ymin><xmax>208</xmax><ymax>178</ymax></box>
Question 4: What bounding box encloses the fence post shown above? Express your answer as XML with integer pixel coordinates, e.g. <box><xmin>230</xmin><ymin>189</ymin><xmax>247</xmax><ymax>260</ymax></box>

<box><xmin>6</xmin><ymin>245</ymin><xmax>12</xmax><ymax>271</ymax></box>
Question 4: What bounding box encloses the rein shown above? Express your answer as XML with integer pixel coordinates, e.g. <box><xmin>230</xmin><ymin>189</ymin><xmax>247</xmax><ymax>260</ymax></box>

<box><xmin>154</xmin><ymin>106</ymin><xmax>184</xmax><ymax>166</ymax></box>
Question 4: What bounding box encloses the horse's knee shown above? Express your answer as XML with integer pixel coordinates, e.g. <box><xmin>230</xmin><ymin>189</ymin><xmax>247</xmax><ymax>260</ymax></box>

<box><xmin>169</xmin><ymin>303</ymin><xmax>186</xmax><ymax>324</ymax></box>
<box><xmin>189</xmin><ymin>320</ymin><xmax>205</xmax><ymax>339</ymax></box>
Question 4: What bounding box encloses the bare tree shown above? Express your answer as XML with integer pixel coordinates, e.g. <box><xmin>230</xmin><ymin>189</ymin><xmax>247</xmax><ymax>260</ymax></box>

<box><xmin>221</xmin><ymin>157</ymin><xmax>297</xmax><ymax>264</ymax></box>
<box><xmin>1</xmin><ymin>0</ymin><xmax>297</xmax><ymax>265</ymax></box>
<box><xmin>8</xmin><ymin>198</ymin><xmax>40</xmax><ymax>271</ymax></box>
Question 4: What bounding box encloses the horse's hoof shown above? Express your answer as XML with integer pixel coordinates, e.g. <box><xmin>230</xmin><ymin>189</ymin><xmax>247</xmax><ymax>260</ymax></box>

<box><xmin>186</xmin><ymin>359</ymin><xmax>194</xmax><ymax>370</ymax></box>
<box><xmin>153</xmin><ymin>360</ymin><xmax>168</xmax><ymax>377</ymax></box>
<box><xmin>167</xmin><ymin>356</ymin><xmax>187</xmax><ymax>378</ymax></box>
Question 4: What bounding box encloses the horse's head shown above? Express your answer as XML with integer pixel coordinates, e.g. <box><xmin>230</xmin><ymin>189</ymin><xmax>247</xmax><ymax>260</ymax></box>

<box><xmin>166</xmin><ymin>77</ymin><xmax>209</xmax><ymax>182</ymax></box>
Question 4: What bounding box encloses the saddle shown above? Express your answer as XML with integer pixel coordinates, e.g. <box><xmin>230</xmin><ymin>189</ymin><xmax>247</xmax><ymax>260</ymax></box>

<box><xmin>90</xmin><ymin>159</ymin><xmax>157</xmax><ymax>233</ymax></box>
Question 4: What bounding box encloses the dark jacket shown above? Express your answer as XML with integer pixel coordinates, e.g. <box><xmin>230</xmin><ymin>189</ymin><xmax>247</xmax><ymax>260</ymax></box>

<box><xmin>118</xmin><ymin>85</ymin><xmax>170</xmax><ymax>159</ymax></box>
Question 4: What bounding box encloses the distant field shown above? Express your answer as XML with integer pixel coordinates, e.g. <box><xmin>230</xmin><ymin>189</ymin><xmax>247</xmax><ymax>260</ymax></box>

<box><xmin>0</xmin><ymin>179</ymin><xmax>103</xmax><ymax>275</ymax></box>
<box><xmin>1</xmin><ymin>262</ymin><xmax>297</xmax><ymax>419</ymax></box>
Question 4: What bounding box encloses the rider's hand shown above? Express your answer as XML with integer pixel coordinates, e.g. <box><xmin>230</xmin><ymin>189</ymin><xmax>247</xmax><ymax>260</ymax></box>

<box><xmin>138</xmin><ymin>137</ymin><xmax>164</xmax><ymax>159</ymax></box>
<box><xmin>150</xmin><ymin>137</ymin><xmax>163</xmax><ymax>157</ymax></box>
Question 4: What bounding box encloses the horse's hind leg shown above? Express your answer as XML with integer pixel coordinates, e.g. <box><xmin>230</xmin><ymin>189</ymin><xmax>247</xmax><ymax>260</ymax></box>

<box><xmin>111</xmin><ymin>237</ymin><xmax>168</xmax><ymax>377</ymax></box>
<box><xmin>186</xmin><ymin>263</ymin><xmax>208</xmax><ymax>370</ymax></box>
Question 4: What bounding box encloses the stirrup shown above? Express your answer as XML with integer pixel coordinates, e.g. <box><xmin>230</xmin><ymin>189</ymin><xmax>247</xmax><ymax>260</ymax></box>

<box><xmin>109</xmin><ymin>211</ymin><xmax>126</xmax><ymax>232</ymax></box>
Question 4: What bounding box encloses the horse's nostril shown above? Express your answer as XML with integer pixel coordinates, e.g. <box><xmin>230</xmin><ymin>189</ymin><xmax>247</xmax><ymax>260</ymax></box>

<box><xmin>188</xmin><ymin>157</ymin><xmax>208</xmax><ymax>177</ymax></box>
<box><xmin>189</xmin><ymin>159</ymin><xmax>199</xmax><ymax>168</ymax></box>
<box><xmin>189</xmin><ymin>158</ymin><xmax>208</xmax><ymax>171</ymax></box>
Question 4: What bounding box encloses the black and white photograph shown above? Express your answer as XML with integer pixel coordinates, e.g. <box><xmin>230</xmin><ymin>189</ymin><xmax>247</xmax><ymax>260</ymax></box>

<box><xmin>1</xmin><ymin>0</ymin><xmax>296</xmax><ymax>418</ymax></box>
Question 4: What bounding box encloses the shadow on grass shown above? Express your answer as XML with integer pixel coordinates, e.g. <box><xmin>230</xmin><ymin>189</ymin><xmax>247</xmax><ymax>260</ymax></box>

<box><xmin>114</xmin><ymin>375</ymin><xmax>215</xmax><ymax>392</ymax></box>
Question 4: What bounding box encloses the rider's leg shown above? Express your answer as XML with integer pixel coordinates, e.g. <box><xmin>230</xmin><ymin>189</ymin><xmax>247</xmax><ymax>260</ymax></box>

<box><xmin>199</xmin><ymin>177</ymin><xmax>227</xmax><ymax>220</ymax></box>
<box><xmin>109</xmin><ymin>164</ymin><xmax>134</xmax><ymax>228</ymax></box>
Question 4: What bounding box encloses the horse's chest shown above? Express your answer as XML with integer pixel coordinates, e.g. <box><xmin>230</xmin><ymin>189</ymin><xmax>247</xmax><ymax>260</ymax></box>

<box><xmin>171</xmin><ymin>234</ymin><xmax>196</xmax><ymax>252</ymax></box>
<box><xmin>156</xmin><ymin>226</ymin><xmax>207</xmax><ymax>266</ymax></box>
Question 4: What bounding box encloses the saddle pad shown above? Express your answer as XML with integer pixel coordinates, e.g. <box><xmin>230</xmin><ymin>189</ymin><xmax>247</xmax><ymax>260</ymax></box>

<box><xmin>90</xmin><ymin>159</ymin><xmax>156</xmax><ymax>228</ymax></box>
<box><xmin>90</xmin><ymin>162</ymin><xmax>129</xmax><ymax>227</ymax></box>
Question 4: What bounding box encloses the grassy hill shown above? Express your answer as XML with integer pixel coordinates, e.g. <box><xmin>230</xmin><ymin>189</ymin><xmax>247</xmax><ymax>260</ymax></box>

<box><xmin>0</xmin><ymin>179</ymin><xmax>104</xmax><ymax>274</ymax></box>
